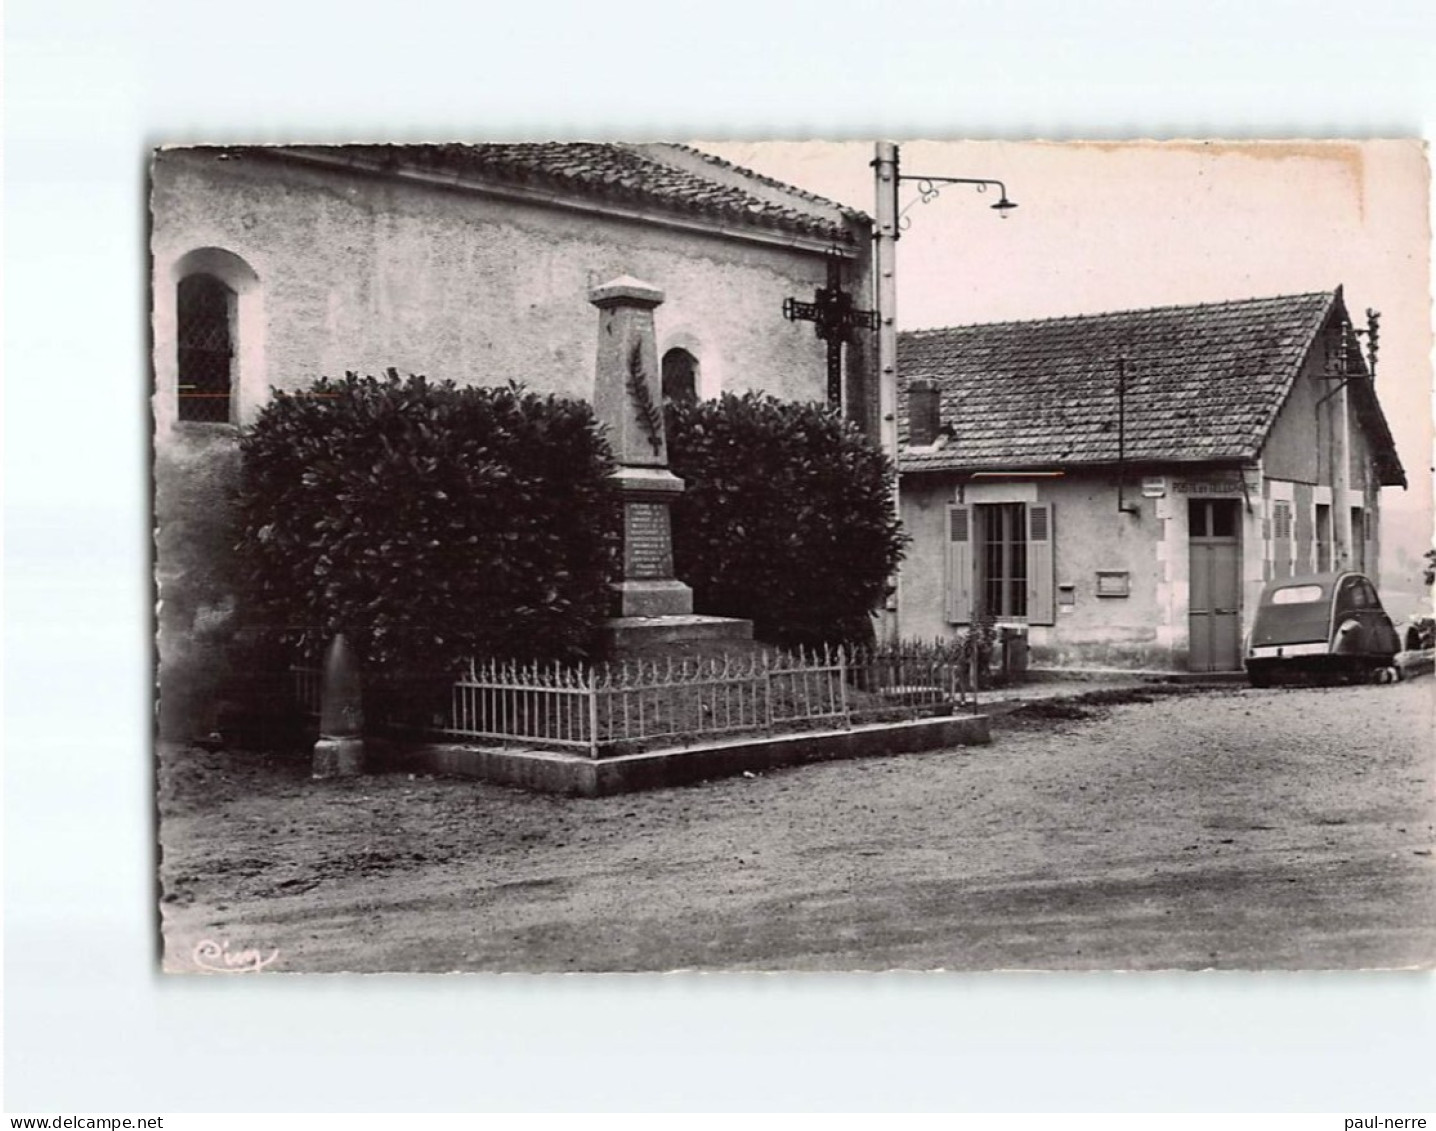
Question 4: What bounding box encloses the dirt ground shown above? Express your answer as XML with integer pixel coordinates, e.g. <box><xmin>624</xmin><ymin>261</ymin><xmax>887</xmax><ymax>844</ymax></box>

<box><xmin>158</xmin><ymin>678</ymin><xmax>1436</xmax><ymax>973</ymax></box>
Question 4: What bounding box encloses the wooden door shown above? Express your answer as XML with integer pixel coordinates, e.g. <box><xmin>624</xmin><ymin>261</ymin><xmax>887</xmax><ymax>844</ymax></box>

<box><xmin>1189</xmin><ymin>500</ymin><xmax>1242</xmax><ymax>671</ymax></box>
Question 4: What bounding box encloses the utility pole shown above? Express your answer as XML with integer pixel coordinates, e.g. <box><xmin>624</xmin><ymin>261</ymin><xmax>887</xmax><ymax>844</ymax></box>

<box><xmin>873</xmin><ymin>143</ymin><xmax>901</xmax><ymax>478</ymax></box>
<box><xmin>873</xmin><ymin>142</ymin><xmax>901</xmax><ymax>642</ymax></box>
<box><xmin>870</xmin><ymin>141</ymin><xmax>1019</xmax><ymax>644</ymax></box>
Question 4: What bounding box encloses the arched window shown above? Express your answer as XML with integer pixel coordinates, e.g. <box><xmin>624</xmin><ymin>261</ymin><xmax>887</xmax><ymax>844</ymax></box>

<box><xmin>661</xmin><ymin>348</ymin><xmax>699</xmax><ymax>406</ymax></box>
<box><xmin>162</xmin><ymin>247</ymin><xmax>260</xmax><ymax>429</ymax></box>
<box><xmin>177</xmin><ymin>273</ymin><xmax>237</xmax><ymax>422</ymax></box>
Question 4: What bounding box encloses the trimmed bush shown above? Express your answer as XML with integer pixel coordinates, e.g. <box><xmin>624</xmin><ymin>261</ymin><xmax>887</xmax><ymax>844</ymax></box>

<box><xmin>236</xmin><ymin>372</ymin><xmax>618</xmax><ymax>681</ymax></box>
<box><xmin>666</xmin><ymin>391</ymin><xmax>907</xmax><ymax>649</ymax></box>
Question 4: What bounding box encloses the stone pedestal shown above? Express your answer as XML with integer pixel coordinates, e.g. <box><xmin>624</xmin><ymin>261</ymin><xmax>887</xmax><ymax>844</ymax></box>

<box><xmin>612</xmin><ymin>466</ymin><xmax>691</xmax><ymax>617</ymax></box>
<box><xmin>312</xmin><ymin>633</ymin><xmax>365</xmax><ymax>778</ymax></box>
<box><xmin>589</xmin><ymin>276</ymin><xmax>750</xmax><ymax>660</ymax></box>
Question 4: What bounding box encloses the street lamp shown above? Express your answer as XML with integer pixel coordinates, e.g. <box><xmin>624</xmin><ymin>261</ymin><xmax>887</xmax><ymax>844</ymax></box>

<box><xmin>871</xmin><ymin>142</ymin><xmax>1018</xmax><ymax>642</ymax></box>
<box><xmin>898</xmin><ymin>176</ymin><xmax>1019</xmax><ymax>231</ymax></box>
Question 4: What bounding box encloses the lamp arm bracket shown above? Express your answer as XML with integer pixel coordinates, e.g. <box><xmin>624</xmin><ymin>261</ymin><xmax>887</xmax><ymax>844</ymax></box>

<box><xmin>895</xmin><ymin>176</ymin><xmax>1016</xmax><ymax>231</ymax></box>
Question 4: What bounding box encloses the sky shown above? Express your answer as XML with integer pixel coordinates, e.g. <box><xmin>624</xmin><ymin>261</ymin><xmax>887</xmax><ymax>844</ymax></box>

<box><xmin>703</xmin><ymin>140</ymin><xmax>1434</xmax><ymax>587</ymax></box>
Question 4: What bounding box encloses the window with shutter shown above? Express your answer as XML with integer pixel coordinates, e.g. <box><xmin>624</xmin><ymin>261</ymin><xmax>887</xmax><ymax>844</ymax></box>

<box><xmin>945</xmin><ymin>504</ymin><xmax>972</xmax><ymax>624</ymax></box>
<box><xmin>1027</xmin><ymin>502</ymin><xmax>1055</xmax><ymax>625</ymax></box>
<box><xmin>947</xmin><ymin>501</ymin><xmax>1057</xmax><ymax>624</ymax></box>
<box><xmin>1268</xmin><ymin>499</ymin><xmax>1293</xmax><ymax>579</ymax></box>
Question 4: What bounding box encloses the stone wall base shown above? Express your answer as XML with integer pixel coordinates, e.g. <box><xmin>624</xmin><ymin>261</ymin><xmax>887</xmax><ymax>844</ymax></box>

<box><xmin>381</xmin><ymin>713</ymin><xmax>990</xmax><ymax>797</ymax></box>
<box><xmin>596</xmin><ymin>613</ymin><xmax>753</xmax><ymax>662</ymax></box>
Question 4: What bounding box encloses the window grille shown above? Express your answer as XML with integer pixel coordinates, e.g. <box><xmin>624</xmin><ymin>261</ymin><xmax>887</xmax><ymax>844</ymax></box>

<box><xmin>177</xmin><ymin>273</ymin><xmax>234</xmax><ymax>422</ymax></box>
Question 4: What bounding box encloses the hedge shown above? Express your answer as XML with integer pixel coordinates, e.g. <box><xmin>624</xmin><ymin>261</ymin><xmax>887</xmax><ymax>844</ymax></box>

<box><xmin>665</xmin><ymin>391</ymin><xmax>907</xmax><ymax>649</ymax></box>
<box><xmin>235</xmin><ymin>372</ymin><xmax>618</xmax><ymax>681</ymax></box>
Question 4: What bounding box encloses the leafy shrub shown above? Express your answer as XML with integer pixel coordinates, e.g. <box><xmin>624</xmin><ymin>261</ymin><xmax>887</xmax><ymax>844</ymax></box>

<box><xmin>236</xmin><ymin>372</ymin><xmax>618</xmax><ymax>682</ymax></box>
<box><xmin>665</xmin><ymin>391</ymin><xmax>907</xmax><ymax>649</ymax></box>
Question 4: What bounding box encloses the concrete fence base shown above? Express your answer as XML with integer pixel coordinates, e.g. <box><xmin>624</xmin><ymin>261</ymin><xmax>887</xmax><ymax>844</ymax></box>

<box><xmin>379</xmin><ymin>713</ymin><xmax>991</xmax><ymax>797</ymax></box>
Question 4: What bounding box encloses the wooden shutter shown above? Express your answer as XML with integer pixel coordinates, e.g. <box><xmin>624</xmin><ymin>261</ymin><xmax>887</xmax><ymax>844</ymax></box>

<box><xmin>945</xmin><ymin>504</ymin><xmax>973</xmax><ymax>624</ymax></box>
<box><xmin>1026</xmin><ymin>502</ymin><xmax>1055</xmax><ymax>625</ymax></box>
<box><xmin>1272</xmin><ymin>500</ymin><xmax>1293</xmax><ymax>578</ymax></box>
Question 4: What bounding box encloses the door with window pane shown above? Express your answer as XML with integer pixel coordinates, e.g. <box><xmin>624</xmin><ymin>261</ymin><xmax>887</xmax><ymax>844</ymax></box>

<box><xmin>979</xmin><ymin>503</ymin><xmax>1027</xmax><ymax>619</ymax></box>
<box><xmin>1188</xmin><ymin>499</ymin><xmax>1242</xmax><ymax>671</ymax></box>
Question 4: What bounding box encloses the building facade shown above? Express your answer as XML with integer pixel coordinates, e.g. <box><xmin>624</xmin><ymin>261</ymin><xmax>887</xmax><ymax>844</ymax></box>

<box><xmin>895</xmin><ymin>290</ymin><xmax>1406</xmax><ymax>673</ymax></box>
<box><xmin>152</xmin><ymin>143</ymin><xmax>875</xmax><ymax>434</ymax></box>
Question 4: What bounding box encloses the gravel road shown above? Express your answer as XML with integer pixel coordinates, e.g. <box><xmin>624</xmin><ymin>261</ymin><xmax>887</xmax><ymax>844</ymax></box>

<box><xmin>159</xmin><ymin>679</ymin><xmax>1435</xmax><ymax>972</ymax></box>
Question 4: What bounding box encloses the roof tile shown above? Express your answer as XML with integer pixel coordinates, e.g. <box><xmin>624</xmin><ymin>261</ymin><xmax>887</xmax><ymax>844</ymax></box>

<box><xmin>288</xmin><ymin>142</ymin><xmax>858</xmax><ymax>244</ymax></box>
<box><xmin>898</xmin><ymin>292</ymin><xmax>1339</xmax><ymax>472</ymax></box>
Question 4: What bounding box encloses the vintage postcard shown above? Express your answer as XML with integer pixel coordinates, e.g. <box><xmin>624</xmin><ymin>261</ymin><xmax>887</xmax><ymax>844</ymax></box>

<box><xmin>153</xmin><ymin>140</ymin><xmax>1435</xmax><ymax>974</ymax></box>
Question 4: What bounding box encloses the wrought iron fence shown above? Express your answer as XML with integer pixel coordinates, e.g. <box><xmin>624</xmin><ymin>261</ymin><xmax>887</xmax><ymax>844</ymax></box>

<box><xmin>292</xmin><ymin>639</ymin><xmax>976</xmax><ymax>758</ymax></box>
<box><xmin>592</xmin><ymin>650</ymin><xmax>849</xmax><ymax>751</ymax></box>
<box><xmin>292</xmin><ymin>663</ymin><xmax>323</xmax><ymax>718</ymax></box>
<box><xmin>444</xmin><ymin>659</ymin><xmax>596</xmax><ymax>752</ymax></box>
<box><xmin>844</xmin><ymin>640</ymin><xmax>975</xmax><ymax>719</ymax></box>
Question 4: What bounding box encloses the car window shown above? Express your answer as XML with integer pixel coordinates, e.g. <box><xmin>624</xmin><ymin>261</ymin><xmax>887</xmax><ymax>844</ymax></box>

<box><xmin>1272</xmin><ymin>585</ymin><xmax>1323</xmax><ymax>605</ymax></box>
<box><xmin>1346</xmin><ymin>580</ymin><xmax>1371</xmax><ymax>608</ymax></box>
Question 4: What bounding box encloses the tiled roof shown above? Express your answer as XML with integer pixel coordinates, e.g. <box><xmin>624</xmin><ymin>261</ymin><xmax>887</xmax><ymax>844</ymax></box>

<box><xmin>898</xmin><ymin>291</ymin><xmax>1405</xmax><ymax>486</ymax></box>
<box><xmin>277</xmin><ymin>142</ymin><xmax>859</xmax><ymax>245</ymax></box>
<box><xmin>667</xmin><ymin>143</ymin><xmax>871</xmax><ymax>224</ymax></box>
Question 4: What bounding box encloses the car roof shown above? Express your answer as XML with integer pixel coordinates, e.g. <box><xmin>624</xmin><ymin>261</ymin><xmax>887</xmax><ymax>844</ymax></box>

<box><xmin>1260</xmin><ymin>570</ymin><xmax>1372</xmax><ymax>595</ymax></box>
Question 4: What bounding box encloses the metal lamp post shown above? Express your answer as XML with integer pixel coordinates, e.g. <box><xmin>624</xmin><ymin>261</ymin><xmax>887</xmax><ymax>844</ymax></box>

<box><xmin>872</xmin><ymin>142</ymin><xmax>1019</xmax><ymax>641</ymax></box>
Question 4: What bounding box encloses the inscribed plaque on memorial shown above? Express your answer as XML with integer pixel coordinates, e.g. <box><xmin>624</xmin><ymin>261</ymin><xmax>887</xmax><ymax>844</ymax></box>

<box><xmin>624</xmin><ymin>501</ymin><xmax>673</xmax><ymax>579</ymax></box>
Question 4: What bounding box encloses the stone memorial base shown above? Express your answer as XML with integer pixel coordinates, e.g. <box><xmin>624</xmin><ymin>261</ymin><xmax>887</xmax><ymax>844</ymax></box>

<box><xmin>612</xmin><ymin>578</ymin><xmax>692</xmax><ymax>618</ymax></box>
<box><xmin>596</xmin><ymin>613</ymin><xmax>754</xmax><ymax>663</ymax></box>
<box><xmin>312</xmin><ymin>735</ymin><xmax>365</xmax><ymax>778</ymax></box>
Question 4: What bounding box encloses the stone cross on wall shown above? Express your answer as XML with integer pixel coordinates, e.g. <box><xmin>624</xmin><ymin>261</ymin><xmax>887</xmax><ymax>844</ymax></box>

<box><xmin>590</xmin><ymin>276</ymin><xmax>694</xmax><ymax>619</ymax></box>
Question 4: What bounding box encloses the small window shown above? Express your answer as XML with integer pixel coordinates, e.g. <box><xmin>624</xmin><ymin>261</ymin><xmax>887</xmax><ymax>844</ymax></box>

<box><xmin>1190</xmin><ymin>499</ymin><xmax>1240</xmax><ymax>539</ymax></box>
<box><xmin>177</xmin><ymin>273</ymin><xmax>235</xmax><ymax>422</ymax></box>
<box><xmin>661</xmin><ymin>348</ymin><xmax>698</xmax><ymax>406</ymax></box>
<box><xmin>1272</xmin><ymin>585</ymin><xmax>1324</xmax><ymax>605</ymax></box>
<box><xmin>1315</xmin><ymin>503</ymin><xmax>1332</xmax><ymax>571</ymax></box>
<box><xmin>908</xmin><ymin>382</ymin><xmax>941</xmax><ymax>446</ymax></box>
<box><xmin>1350</xmin><ymin>506</ymin><xmax>1366</xmax><ymax>571</ymax></box>
<box><xmin>1212</xmin><ymin>500</ymin><xmax>1239</xmax><ymax>538</ymax></box>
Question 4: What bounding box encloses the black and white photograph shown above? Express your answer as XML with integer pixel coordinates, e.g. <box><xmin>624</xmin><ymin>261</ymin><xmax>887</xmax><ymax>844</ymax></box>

<box><xmin>150</xmin><ymin>139</ymin><xmax>1435</xmax><ymax>975</ymax></box>
<box><xmin>8</xmin><ymin>0</ymin><xmax>1436</xmax><ymax>1114</ymax></box>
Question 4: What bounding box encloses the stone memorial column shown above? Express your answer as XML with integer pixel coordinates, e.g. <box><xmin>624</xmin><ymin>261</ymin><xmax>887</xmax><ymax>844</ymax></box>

<box><xmin>590</xmin><ymin>276</ymin><xmax>694</xmax><ymax>619</ymax></box>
